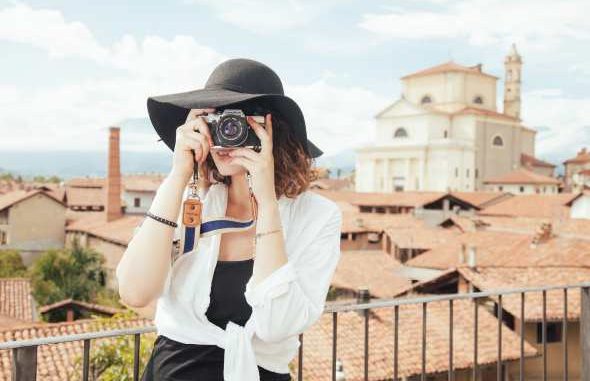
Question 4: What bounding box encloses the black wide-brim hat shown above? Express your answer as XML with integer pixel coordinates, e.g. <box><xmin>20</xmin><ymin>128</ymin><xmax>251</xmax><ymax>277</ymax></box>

<box><xmin>147</xmin><ymin>58</ymin><xmax>323</xmax><ymax>158</ymax></box>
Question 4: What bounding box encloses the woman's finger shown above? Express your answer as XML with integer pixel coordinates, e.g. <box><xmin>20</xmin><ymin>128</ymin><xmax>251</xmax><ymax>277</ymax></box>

<box><xmin>182</xmin><ymin>135</ymin><xmax>208</xmax><ymax>163</ymax></box>
<box><xmin>184</xmin><ymin>116</ymin><xmax>214</xmax><ymax>147</ymax></box>
<box><xmin>246</xmin><ymin>115</ymin><xmax>271</xmax><ymax>149</ymax></box>
<box><xmin>185</xmin><ymin>108</ymin><xmax>215</xmax><ymax>123</ymax></box>
<box><xmin>228</xmin><ymin>147</ymin><xmax>260</xmax><ymax>162</ymax></box>
<box><xmin>229</xmin><ymin>156</ymin><xmax>255</xmax><ymax>172</ymax></box>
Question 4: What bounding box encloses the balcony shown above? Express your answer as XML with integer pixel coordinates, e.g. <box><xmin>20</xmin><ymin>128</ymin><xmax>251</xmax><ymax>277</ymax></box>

<box><xmin>1</xmin><ymin>283</ymin><xmax>590</xmax><ymax>381</ymax></box>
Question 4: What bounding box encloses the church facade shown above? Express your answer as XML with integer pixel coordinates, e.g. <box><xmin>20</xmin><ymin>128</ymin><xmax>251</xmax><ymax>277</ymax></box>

<box><xmin>356</xmin><ymin>45</ymin><xmax>540</xmax><ymax>192</ymax></box>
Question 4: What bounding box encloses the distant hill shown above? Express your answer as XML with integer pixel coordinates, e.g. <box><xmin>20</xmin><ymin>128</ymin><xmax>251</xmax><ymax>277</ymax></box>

<box><xmin>0</xmin><ymin>148</ymin><xmax>357</xmax><ymax>181</ymax></box>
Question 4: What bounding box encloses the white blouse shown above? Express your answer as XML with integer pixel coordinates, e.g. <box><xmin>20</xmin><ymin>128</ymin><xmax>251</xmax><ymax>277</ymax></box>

<box><xmin>118</xmin><ymin>181</ymin><xmax>342</xmax><ymax>381</ymax></box>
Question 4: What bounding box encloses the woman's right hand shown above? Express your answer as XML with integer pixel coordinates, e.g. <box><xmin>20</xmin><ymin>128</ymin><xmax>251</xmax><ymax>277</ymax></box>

<box><xmin>171</xmin><ymin>108</ymin><xmax>216</xmax><ymax>180</ymax></box>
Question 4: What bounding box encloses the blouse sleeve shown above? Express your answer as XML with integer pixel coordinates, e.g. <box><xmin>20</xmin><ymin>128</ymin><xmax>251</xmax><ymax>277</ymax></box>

<box><xmin>243</xmin><ymin>205</ymin><xmax>342</xmax><ymax>343</ymax></box>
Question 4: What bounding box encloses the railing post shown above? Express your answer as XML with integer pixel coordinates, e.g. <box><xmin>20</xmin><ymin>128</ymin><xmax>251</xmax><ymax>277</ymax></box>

<box><xmin>12</xmin><ymin>346</ymin><xmax>37</xmax><ymax>381</ymax></box>
<box><xmin>582</xmin><ymin>287</ymin><xmax>590</xmax><ymax>381</ymax></box>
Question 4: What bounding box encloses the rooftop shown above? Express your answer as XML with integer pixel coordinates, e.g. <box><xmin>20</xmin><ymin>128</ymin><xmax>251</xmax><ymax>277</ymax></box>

<box><xmin>401</xmin><ymin>61</ymin><xmax>499</xmax><ymax>81</ymax></box>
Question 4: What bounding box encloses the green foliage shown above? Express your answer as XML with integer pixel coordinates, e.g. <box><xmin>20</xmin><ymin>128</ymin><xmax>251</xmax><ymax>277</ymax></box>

<box><xmin>0</xmin><ymin>249</ymin><xmax>27</xmax><ymax>278</ymax></box>
<box><xmin>31</xmin><ymin>237</ymin><xmax>107</xmax><ymax>308</ymax></box>
<box><xmin>32</xmin><ymin>175</ymin><xmax>62</xmax><ymax>183</ymax></box>
<box><xmin>72</xmin><ymin>312</ymin><xmax>155</xmax><ymax>381</ymax></box>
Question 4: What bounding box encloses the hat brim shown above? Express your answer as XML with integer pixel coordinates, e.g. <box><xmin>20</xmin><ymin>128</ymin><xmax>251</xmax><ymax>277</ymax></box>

<box><xmin>147</xmin><ymin>88</ymin><xmax>323</xmax><ymax>159</ymax></box>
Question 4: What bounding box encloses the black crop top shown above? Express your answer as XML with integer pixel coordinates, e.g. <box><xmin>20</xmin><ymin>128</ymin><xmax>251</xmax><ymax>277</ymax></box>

<box><xmin>140</xmin><ymin>258</ymin><xmax>292</xmax><ymax>381</ymax></box>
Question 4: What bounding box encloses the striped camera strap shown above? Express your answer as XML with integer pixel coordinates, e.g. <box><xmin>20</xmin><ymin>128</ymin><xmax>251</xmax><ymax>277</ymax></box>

<box><xmin>180</xmin><ymin>215</ymin><xmax>255</xmax><ymax>255</ymax></box>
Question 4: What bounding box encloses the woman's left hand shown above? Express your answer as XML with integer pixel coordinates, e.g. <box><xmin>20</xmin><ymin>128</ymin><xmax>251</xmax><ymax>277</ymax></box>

<box><xmin>228</xmin><ymin>113</ymin><xmax>277</xmax><ymax>207</ymax></box>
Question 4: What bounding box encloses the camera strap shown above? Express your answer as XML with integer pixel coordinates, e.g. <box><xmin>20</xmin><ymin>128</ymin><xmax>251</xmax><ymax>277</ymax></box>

<box><xmin>179</xmin><ymin>159</ymin><xmax>257</xmax><ymax>256</ymax></box>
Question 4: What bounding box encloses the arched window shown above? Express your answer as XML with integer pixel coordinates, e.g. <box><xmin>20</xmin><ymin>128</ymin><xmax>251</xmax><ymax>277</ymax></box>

<box><xmin>507</xmin><ymin>70</ymin><xmax>513</xmax><ymax>80</ymax></box>
<box><xmin>492</xmin><ymin>135</ymin><xmax>504</xmax><ymax>147</ymax></box>
<box><xmin>394</xmin><ymin>128</ymin><xmax>408</xmax><ymax>138</ymax></box>
<box><xmin>473</xmin><ymin>95</ymin><xmax>484</xmax><ymax>105</ymax></box>
<box><xmin>421</xmin><ymin>95</ymin><xmax>432</xmax><ymax>104</ymax></box>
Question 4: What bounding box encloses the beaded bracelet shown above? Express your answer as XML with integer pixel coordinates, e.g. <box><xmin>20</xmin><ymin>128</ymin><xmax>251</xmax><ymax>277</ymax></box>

<box><xmin>255</xmin><ymin>227</ymin><xmax>282</xmax><ymax>241</ymax></box>
<box><xmin>145</xmin><ymin>211</ymin><xmax>178</xmax><ymax>228</ymax></box>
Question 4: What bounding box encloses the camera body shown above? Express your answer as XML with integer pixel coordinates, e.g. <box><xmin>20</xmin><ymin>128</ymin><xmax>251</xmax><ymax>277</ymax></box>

<box><xmin>204</xmin><ymin>109</ymin><xmax>263</xmax><ymax>149</ymax></box>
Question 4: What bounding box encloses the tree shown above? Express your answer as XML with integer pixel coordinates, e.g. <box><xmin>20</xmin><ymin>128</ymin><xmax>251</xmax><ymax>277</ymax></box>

<box><xmin>31</xmin><ymin>237</ymin><xmax>107</xmax><ymax>309</ymax></box>
<box><xmin>0</xmin><ymin>249</ymin><xmax>27</xmax><ymax>277</ymax></box>
<box><xmin>71</xmin><ymin>312</ymin><xmax>155</xmax><ymax>381</ymax></box>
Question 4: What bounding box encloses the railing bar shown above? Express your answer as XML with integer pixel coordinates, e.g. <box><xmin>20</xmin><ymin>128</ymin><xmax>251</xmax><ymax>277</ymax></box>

<box><xmin>82</xmin><ymin>339</ymin><xmax>90</xmax><ymax>381</ymax></box>
<box><xmin>543</xmin><ymin>290</ymin><xmax>547</xmax><ymax>381</ymax></box>
<box><xmin>422</xmin><ymin>302</ymin><xmax>427</xmax><ymax>381</ymax></box>
<box><xmin>332</xmin><ymin>312</ymin><xmax>337</xmax><ymax>381</ymax></box>
<box><xmin>498</xmin><ymin>295</ymin><xmax>503</xmax><ymax>381</ymax></box>
<box><xmin>449</xmin><ymin>299</ymin><xmax>454</xmax><ymax>381</ymax></box>
<box><xmin>324</xmin><ymin>282</ymin><xmax>590</xmax><ymax>313</ymax></box>
<box><xmin>473</xmin><ymin>298</ymin><xmax>478</xmax><ymax>381</ymax></box>
<box><xmin>298</xmin><ymin>333</ymin><xmax>303</xmax><ymax>381</ymax></box>
<box><xmin>133</xmin><ymin>333</ymin><xmax>141</xmax><ymax>381</ymax></box>
<box><xmin>520</xmin><ymin>292</ymin><xmax>525</xmax><ymax>381</ymax></box>
<box><xmin>364</xmin><ymin>308</ymin><xmax>369</xmax><ymax>381</ymax></box>
<box><xmin>563</xmin><ymin>288</ymin><xmax>568</xmax><ymax>381</ymax></box>
<box><xmin>394</xmin><ymin>305</ymin><xmax>399</xmax><ymax>381</ymax></box>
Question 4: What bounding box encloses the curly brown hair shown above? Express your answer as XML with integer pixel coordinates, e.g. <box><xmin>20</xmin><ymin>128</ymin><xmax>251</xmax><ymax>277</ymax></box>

<box><xmin>198</xmin><ymin>100</ymin><xmax>315</xmax><ymax>199</ymax></box>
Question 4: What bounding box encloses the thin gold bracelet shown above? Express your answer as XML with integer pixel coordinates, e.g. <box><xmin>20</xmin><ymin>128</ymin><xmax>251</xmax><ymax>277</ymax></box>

<box><xmin>251</xmin><ymin>226</ymin><xmax>282</xmax><ymax>260</ymax></box>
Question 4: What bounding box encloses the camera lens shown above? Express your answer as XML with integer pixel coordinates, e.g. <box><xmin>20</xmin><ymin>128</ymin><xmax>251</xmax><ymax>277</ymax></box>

<box><xmin>218</xmin><ymin>116</ymin><xmax>247</xmax><ymax>146</ymax></box>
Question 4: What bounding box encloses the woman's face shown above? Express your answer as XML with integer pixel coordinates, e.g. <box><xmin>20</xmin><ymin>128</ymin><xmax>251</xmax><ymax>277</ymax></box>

<box><xmin>210</xmin><ymin>147</ymin><xmax>247</xmax><ymax>177</ymax></box>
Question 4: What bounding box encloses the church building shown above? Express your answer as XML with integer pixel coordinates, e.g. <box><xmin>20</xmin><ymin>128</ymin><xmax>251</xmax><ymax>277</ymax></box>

<box><xmin>356</xmin><ymin>44</ymin><xmax>545</xmax><ymax>192</ymax></box>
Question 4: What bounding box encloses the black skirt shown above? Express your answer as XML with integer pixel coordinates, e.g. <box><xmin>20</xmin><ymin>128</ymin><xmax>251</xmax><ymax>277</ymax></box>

<box><xmin>141</xmin><ymin>258</ymin><xmax>292</xmax><ymax>381</ymax></box>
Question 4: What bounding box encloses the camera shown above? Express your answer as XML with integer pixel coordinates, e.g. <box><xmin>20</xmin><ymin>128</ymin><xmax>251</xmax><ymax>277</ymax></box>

<box><xmin>204</xmin><ymin>109</ymin><xmax>264</xmax><ymax>149</ymax></box>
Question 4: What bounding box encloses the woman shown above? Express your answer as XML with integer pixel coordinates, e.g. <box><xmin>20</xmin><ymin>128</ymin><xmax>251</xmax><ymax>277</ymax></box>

<box><xmin>116</xmin><ymin>58</ymin><xmax>342</xmax><ymax>381</ymax></box>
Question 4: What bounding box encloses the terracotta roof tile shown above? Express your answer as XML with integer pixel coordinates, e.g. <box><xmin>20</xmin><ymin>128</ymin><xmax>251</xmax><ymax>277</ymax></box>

<box><xmin>65</xmin><ymin>214</ymin><xmax>144</xmax><ymax>246</ymax></box>
<box><xmin>451</xmin><ymin>106</ymin><xmax>519</xmax><ymax>121</ymax></box>
<box><xmin>521</xmin><ymin>153</ymin><xmax>556</xmax><ymax>169</ymax></box>
<box><xmin>332</xmin><ymin>250</ymin><xmax>410</xmax><ymax>298</ymax></box>
<box><xmin>384</xmin><ymin>226</ymin><xmax>460</xmax><ymax>250</ymax></box>
<box><xmin>401</xmin><ymin>61</ymin><xmax>498</xmax><ymax>80</ymax></box>
<box><xmin>295</xmin><ymin>299</ymin><xmax>536</xmax><ymax>380</ymax></box>
<box><xmin>484</xmin><ymin>168</ymin><xmax>560</xmax><ymax>185</ymax></box>
<box><xmin>0</xmin><ymin>317</ymin><xmax>153</xmax><ymax>381</ymax></box>
<box><xmin>313</xmin><ymin>189</ymin><xmax>447</xmax><ymax>208</ymax></box>
<box><xmin>459</xmin><ymin>267</ymin><xmax>590</xmax><ymax>321</ymax></box>
<box><xmin>0</xmin><ymin>279</ymin><xmax>34</xmax><ymax>324</ymax></box>
<box><xmin>0</xmin><ymin>189</ymin><xmax>65</xmax><ymax>212</ymax></box>
<box><xmin>564</xmin><ymin>148</ymin><xmax>590</xmax><ymax>164</ymax></box>
<box><xmin>478</xmin><ymin>193</ymin><xmax>579</xmax><ymax>218</ymax></box>
<box><xmin>449</xmin><ymin>192</ymin><xmax>511</xmax><ymax>208</ymax></box>
<box><xmin>341</xmin><ymin>212</ymin><xmax>427</xmax><ymax>233</ymax></box>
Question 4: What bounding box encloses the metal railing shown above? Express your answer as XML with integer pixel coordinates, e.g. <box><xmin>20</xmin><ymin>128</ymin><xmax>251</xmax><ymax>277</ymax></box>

<box><xmin>2</xmin><ymin>283</ymin><xmax>590</xmax><ymax>381</ymax></box>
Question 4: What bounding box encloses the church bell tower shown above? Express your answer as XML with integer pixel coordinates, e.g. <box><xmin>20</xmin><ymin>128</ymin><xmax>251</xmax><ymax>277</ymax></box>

<box><xmin>503</xmin><ymin>43</ymin><xmax>522</xmax><ymax>119</ymax></box>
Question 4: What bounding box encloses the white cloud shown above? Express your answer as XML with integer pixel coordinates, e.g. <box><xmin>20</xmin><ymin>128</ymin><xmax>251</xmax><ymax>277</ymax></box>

<box><xmin>288</xmin><ymin>79</ymin><xmax>389</xmax><ymax>154</ymax></box>
<box><xmin>0</xmin><ymin>3</ymin><xmax>386</xmax><ymax>157</ymax></box>
<box><xmin>187</xmin><ymin>0</ymin><xmax>340</xmax><ymax>34</ymax></box>
<box><xmin>522</xmin><ymin>89</ymin><xmax>590</xmax><ymax>163</ymax></box>
<box><xmin>359</xmin><ymin>0</ymin><xmax>590</xmax><ymax>49</ymax></box>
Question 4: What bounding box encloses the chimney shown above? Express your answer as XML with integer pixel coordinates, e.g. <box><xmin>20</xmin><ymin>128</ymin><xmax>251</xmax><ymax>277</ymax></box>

<box><xmin>105</xmin><ymin>127</ymin><xmax>123</xmax><ymax>222</ymax></box>
<box><xmin>467</xmin><ymin>246</ymin><xmax>477</xmax><ymax>268</ymax></box>
<box><xmin>531</xmin><ymin>222</ymin><xmax>552</xmax><ymax>247</ymax></box>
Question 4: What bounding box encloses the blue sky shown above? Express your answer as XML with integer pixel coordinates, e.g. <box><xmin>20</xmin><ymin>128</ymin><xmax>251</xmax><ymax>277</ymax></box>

<box><xmin>1</xmin><ymin>0</ymin><xmax>589</xmax><ymax>166</ymax></box>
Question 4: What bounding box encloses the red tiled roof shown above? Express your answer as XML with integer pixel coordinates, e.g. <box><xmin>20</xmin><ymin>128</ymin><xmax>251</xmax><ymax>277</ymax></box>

<box><xmin>401</xmin><ymin>61</ymin><xmax>498</xmax><ymax>80</ymax></box>
<box><xmin>484</xmin><ymin>168</ymin><xmax>560</xmax><ymax>185</ymax></box>
<box><xmin>478</xmin><ymin>193</ymin><xmax>579</xmax><ymax>218</ymax></box>
<box><xmin>313</xmin><ymin>189</ymin><xmax>447</xmax><ymax>208</ymax></box>
<box><xmin>39</xmin><ymin>299</ymin><xmax>124</xmax><ymax>317</ymax></box>
<box><xmin>0</xmin><ymin>278</ymin><xmax>34</xmax><ymax>325</ymax></box>
<box><xmin>564</xmin><ymin>148</ymin><xmax>590</xmax><ymax>164</ymax></box>
<box><xmin>64</xmin><ymin>186</ymin><xmax>104</xmax><ymax>207</ymax></box>
<box><xmin>459</xmin><ymin>267</ymin><xmax>590</xmax><ymax>322</ymax></box>
<box><xmin>521</xmin><ymin>153</ymin><xmax>555</xmax><ymax>169</ymax></box>
<box><xmin>295</xmin><ymin>299</ymin><xmax>536</xmax><ymax>380</ymax></box>
<box><xmin>450</xmin><ymin>192</ymin><xmax>511</xmax><ymax>208</ymax></box>
<box><xmin>332</xmin><ymin>250</ymin><xmax>410</xmax><ymax>298</ymax></box>
<box><xmin>0</xmin><ymin>317</ymin><xmax>153</xmax><ymax>381</ymax></box>
<box><xmin>406</xmin><ymin>231</ymin><xmax>590</xmax><ymax>270</ymax></box>
<box><xmin>383</xmin><ymin>226</ymin><xmax>460</xmax><ymax>250</ymax></box>
<box><xmin>0</xmin><ymin>189</ymin><xmax>65</xmax><ymax>212</ymax></box>
<box><xmin>451</xmin><ymin>106</ymin><xmax>519</xmax><ymax>121</ymax></box>
<box><xmin>66</xmin><ymin>214</ymin><xmax>144</xmax><ymax>246</ymax></box>
<box><xmin>341</xmin><ymin>212</ymin><xmax>428</xmax><ymax>233</ymax></box>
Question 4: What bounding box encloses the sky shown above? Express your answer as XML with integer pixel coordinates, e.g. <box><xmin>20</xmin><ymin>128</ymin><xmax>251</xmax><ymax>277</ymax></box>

<box><xmin>0</xmin><ymin>0</ymin><xmax>589</xmax><ymax>166</ymax></box>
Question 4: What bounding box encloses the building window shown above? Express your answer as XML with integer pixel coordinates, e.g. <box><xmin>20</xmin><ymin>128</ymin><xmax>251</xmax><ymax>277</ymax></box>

<box><xmin>475</xmin><ymin>169</ymin><xmax>479</xmax><ymax>178</ymax></box>
<box><xmin>444</xmin><ymin>130</ymin><xmax>448</xmax><ymax>138</ymax></box>
<box><xmin>455</xmin><ymin>168</ymin><xmax>459</xmax><ymax>178</ymax></box>
<box><xmin>492</xmin><ymin>136</ymin><xmax>504</xmax><ymax>147</ymax></box>
<box><xmin>519</xmin><ymin>186</ymin><xmax>525</xmax><ymax>193</ymax></box>
<box><xmin>134</xmin><ymin>197</ymin><xmax>141</xmax><ymax>207</ymax></box>
<box><xmin>466</xmin><ymin>169</ymin><xmax>470</xmax><ymax>178</ymax></box>
<box><xmin>537</xmin><ymin>322</ymin><xmax>563</xmax><ymax>343</ymax></box>
<box><xmin>507</xmin><ymin>70</ymin><xmax>513</xmax><ymax>81</ymax></box>
<box><xmin>0</xmin><ymin>230</ymin><xmax>6</xmax><ymax>245</ymax></box>
<box><xmin>473</xmin><ymin>96</ymin><xmax>484</xmax><ymax>105</ymax></box>
<box><xmin>498</xmin><ymin>186</ymin><xmax>503</xmax><ymax>191</ymax></box>
<box><xmin>394</xmin><ymin>128</ymin><xmax>408</xmax><ymax>138</ymax></box>
<box><xmin>421</xmin><ymin>95</ymin><xmax>432</xmax><ymax>104</ymax></box>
